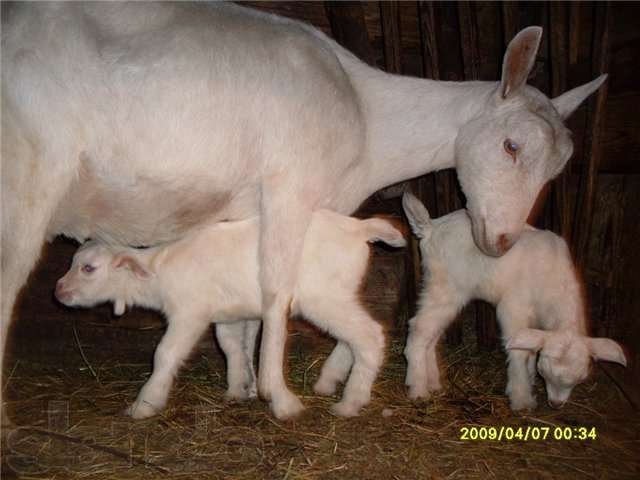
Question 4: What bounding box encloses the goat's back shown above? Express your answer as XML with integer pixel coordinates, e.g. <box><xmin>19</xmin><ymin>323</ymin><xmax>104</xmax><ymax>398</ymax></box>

<box><xmin>153</xmin><ymin>210</ymin><xmax>398</xmax><ymax>320</ymax></box>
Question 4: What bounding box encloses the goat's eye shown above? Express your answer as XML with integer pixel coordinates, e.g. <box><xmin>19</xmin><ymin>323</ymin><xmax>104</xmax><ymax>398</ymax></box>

<box><xmin>82</xmin><ymin>264</ymin><xmax>96</xmax><ymax>274</ymax></box>
<box><xmin>503</xmin><ymin>138</ymin><xmax>519</xmax><ymax>160</ymax></box>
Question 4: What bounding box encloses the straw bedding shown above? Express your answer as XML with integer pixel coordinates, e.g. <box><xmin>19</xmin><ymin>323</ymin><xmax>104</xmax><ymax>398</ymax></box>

<box><xmin>2</xmin><ymin>326</ymin><xmax>638</xmax><ymax>479</ymax></box>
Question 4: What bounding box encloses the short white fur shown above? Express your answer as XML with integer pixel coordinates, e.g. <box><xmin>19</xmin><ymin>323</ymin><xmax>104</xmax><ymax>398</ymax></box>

<box><xmin>402</xmin><ymin>193</ymin><xmax>626</xmax><ymax>410</ymax></box>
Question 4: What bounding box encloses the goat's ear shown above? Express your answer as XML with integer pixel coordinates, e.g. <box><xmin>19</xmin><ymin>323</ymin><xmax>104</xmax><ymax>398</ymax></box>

<box><xmin>112</xmin><ymin>254</ymin><xmax>149</xmax><ymax>279</ymax></box>
<box><xmin>500</xmin><ymin>26</ymin><xmax>543</xmax><ymax>99</ymax></box>
<box><xmin>551</xmin><ymin>74</ymin><xmax>607</xmax><ymax>120</ymax></box>
<box><xmin>589</xmin><ymin>337</ymin><xmax>627</xmax><ymax>366</ymax></box>
<box><xmin>402</xmin><ymin>193</ymin><xmax>431</xmax><ymax>238</ymax></box>
<box><xmin>506</xmin><ymin>328</ymin><xmax>549</xmax><ymax>352</ymax></box>
<box><xmin>113</xmin><ymin>299</ymin><xmax>126</xmax><ymax>316</ymax></box>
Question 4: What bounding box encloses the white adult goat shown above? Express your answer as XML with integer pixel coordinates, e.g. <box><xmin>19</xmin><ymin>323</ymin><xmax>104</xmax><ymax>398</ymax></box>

<box><xmin>56</xmin><ymin>211</ymin><xmax>405</xmax><ymax>418</ymax></box>
<box><xmin>2</xmin><ymin>2</ymin><xmax>606</xmax><ymax>419</ymax></box>
<box><xmin>402</xmin><ymin>193</ymin><xmax>627</xmax><ymax>410</ymax></box>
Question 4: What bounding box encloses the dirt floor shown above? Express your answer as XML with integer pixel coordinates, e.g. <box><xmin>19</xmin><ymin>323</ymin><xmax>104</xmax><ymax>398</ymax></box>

<box><xmin>2</xmin><ymin>325</ymin><xmax>638</xmax><ymax>480</ymax></box>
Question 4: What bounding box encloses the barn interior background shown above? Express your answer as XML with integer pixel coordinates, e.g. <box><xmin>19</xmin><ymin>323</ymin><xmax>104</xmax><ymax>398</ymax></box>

<box><xmin>4</xmin><ymin>2</ymin><xmax>639</xmax><ymax>479</ymax></box>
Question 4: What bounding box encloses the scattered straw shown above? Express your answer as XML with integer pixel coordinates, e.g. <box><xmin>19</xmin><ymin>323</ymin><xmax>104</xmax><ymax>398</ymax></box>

<box><xmin>2</xmin><ymin>331</ymin><xmax>638</xmax><ymax>479</ymax></box>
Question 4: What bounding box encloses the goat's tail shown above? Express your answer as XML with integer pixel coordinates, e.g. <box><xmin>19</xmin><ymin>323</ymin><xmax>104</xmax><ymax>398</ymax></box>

<box><xmin>362</xmin><ymin>217</ymin><xmax>407</xmax><ymax>248</ymax></box>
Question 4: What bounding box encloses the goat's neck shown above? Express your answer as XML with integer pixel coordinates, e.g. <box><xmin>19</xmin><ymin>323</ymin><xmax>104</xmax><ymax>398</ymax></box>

<box><xmin>549</xmin><ymin>284</ymin><xmax>588</xmax><ymax>336</ymax></box>
<box><xmin>114</xmin><ymin>251</ymin><xmax>164</xmax><ymax>311</ymax></box>
<box><xmin>353</xmin><ymin>69</ymin><xmax>497</xmax><ymax>195</ymax></box>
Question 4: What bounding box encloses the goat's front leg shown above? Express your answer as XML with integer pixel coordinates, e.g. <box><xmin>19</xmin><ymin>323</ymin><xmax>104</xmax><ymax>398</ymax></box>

<box><xmin>215</xmin><ymin>320</ymin><xmax>259</xmax><ymax>400</ymax></box>
<box><xmin>257</xmin><ymin>185</ymin><xmax>313</xmax><ymax>419</ymax></box>
<box><xmin>2</xmin><ymin>134</ymin><xmax>72</xmax><ymax>425</ymax></box>
<box><xmin>505</xmin><ymin>349</ymin><xmax>537</xmax><ymax>411</ymax></box>
<box><xmin>499</xmin><ymin>302</ymin><xmax>537</xmax><ymax>411</ymax></box>
<box><xmin>404</xmin><ymin>297</ymin><xmax>460</xmax><ymax>400</ymax></box>
<box><xmin>126</xmin><ymin>317</ymin><xmax>209</xmax><ymax>419</ymax></box>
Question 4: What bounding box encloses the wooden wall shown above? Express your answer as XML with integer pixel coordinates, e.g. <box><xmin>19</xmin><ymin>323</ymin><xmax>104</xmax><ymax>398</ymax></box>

<box><xmin>9</xmin><ymin>2</ymin><xmax>639</xmax><ymax>404</ymax></box>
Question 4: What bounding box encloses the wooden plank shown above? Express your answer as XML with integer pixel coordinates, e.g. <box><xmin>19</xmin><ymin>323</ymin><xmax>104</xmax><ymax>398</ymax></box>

<box><xmin>457</xmin><ymin>2</ymin><xmax>480</xmax><ymax>81</ymax></box>
<box><xmin>549</xmin><ymin>2</ymin><xmax>572</xmax><ymax>237</ymax></box>
<box><xmin>501</xmin><ymin>1</ymin><xmax>519</xmax><ymax>47</ymax></box>
<box><xmin>572</xmin><ymin>2</ymin><xmax>612</xmax><ymax>265</ymax></box>
<box><xmin>324</xmin><ymin>2</ymin><xmax>376</xmax><ymax>66</ymax></box>
<box><xmin>583</xmin><ymin>174</ymin><xmax>640</xmax><ymax>407</ymax></box>
<box><xmin>569</xmin><ymin>2</ymin><xmax>581</xmax><ymax>66</ymax></box>
<box><xmin>473</xmin><ymin>2</ymin><xmax>503</xmax><ymax>80</ymax></box>
<box><xmin>379</xmin><ymin>2</ymin><xmax>402</xmax><ymax>74</ymax></box>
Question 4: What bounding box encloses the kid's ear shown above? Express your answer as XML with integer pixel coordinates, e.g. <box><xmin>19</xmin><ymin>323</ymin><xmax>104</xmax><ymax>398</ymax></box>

<box><xmin>506</xmin><ymin>328</ymin><xmax>549</xmax><ymax>352</ymax></box>
<box><xmin>589</xmin><ymin>338</ymin><xmax>627</xmax><ymax>366</ymax></box>
<box><xmin>112</xmin><ymin>254</ymin><xmax>149</xmax><ymax>279</ymax></box>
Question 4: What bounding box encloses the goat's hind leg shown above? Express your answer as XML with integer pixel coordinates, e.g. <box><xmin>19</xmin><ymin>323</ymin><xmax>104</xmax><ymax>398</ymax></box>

<box><xmin>314</xmin><ymin>341</ymin><xmax>353</xmax><ymax>396</ymax></box>
<box><xmin>307</xmin><ymin>301</ymin><xmax>385</xmax><ymax>417</ymax></box>
<box><xmin>215</xmin><ymin>320</ymin><xmax>260</xmax><ymax>400</ymax></box>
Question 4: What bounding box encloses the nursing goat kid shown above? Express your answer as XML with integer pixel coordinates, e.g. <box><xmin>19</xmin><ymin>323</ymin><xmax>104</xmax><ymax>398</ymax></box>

<box><xmin>55</xmin><ymin>211</ymin><xmax>406</xmax><ymax>419</ymax></box>
<box><xmin>402</xmin><ymin>193</ymin><xmax>626</xmax><ymax>410</ymax></box>
<box><xmin>2</xmin><ymin>2</ymin><xmax>607</xmax><ymax>420</ymax></box>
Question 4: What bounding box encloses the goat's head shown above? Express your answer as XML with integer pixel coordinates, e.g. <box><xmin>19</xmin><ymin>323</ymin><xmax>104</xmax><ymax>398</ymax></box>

<box><xmin>507</xmin><ymin>329</ymin><xmax>627</xmax><ymax>408</ymax></box>
<box><xmin>455</xmin><ymin>26</ymin><xmax>607</xmax><ymax>257</ymax></box>
<box><xmin>55</xmin><ymin>241</ymin><xmax>149</xmax><ymax>315</ymax></box>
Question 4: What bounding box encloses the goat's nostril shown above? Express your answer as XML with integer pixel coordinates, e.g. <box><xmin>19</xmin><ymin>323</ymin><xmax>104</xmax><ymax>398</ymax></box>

<box><xmin>55</xmin><ymin>281</ymin><xmax>72</xmax><ymax>302</ymax></box>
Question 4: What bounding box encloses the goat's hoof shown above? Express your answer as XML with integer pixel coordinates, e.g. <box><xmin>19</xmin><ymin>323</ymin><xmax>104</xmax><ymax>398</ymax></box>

<box><xmin>247</xmin><ymin>388</ymin><xmax>258</xmax><ymax>399</ymax></box>
<box><xmin>125</xmin><ymin>399</ymin><xmax>160</xmax><ymax>419</ymax></box>
<box><xmin>407</xmin><ymin>384</ymin><xmax>430</xmax><ymax>401</ymax></box>
<box><xmin>330</xmin><ymin>401</ymin><xmax>362</xmax><ymax>418</ymax></box>
<box><xmin>313</xmin><ymin>378</ymin><xmax>338</xmax><ymax>396</ymax></box>
<box><xmin>509</xmin><ymin>396</ymin><xmax>537</xmax><ymax>412</ymax></box>
<box><xmin>224</xmin><ymin>389</ymin><xmax>250</xmax><ymax>402</ymax></box>
<box><xmin>269</xmin><ymin>392</ymin><xmax>304</xmax><ymax>420</ymax></box>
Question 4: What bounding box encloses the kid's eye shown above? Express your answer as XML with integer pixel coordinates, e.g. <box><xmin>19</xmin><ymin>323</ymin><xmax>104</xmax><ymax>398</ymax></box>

<box><xmin>82</xmin><ymin>264</ymin><xmax>96</xmax><ymax>274</ymax></box>
<box><xmin>503</xmin><ymin>138</ymin><xmax>519</xmax><ymax>161</ymax></box>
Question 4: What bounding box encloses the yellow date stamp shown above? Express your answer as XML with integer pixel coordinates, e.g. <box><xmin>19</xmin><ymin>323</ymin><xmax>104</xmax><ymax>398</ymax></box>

<box><xmin>459</xmin><ymin>425</ymin><xmax>597</xmax><ymax>441</ymax></box>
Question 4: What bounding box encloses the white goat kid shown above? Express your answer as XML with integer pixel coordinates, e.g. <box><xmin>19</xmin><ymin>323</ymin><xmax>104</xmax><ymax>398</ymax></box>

<box><xmin>2</xmin><ymin>2</ymin><xmax>607</xmax><ymax>420</ymax></box>
<box><xmin>402</xmin><ymin>193</ymin><xmax>627</xmax><ymax>411</ymax></box>
<box><xmin>56</xmin><ymin>211</ymin><xmax>405</xmax><ymax>419</ymax></box>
